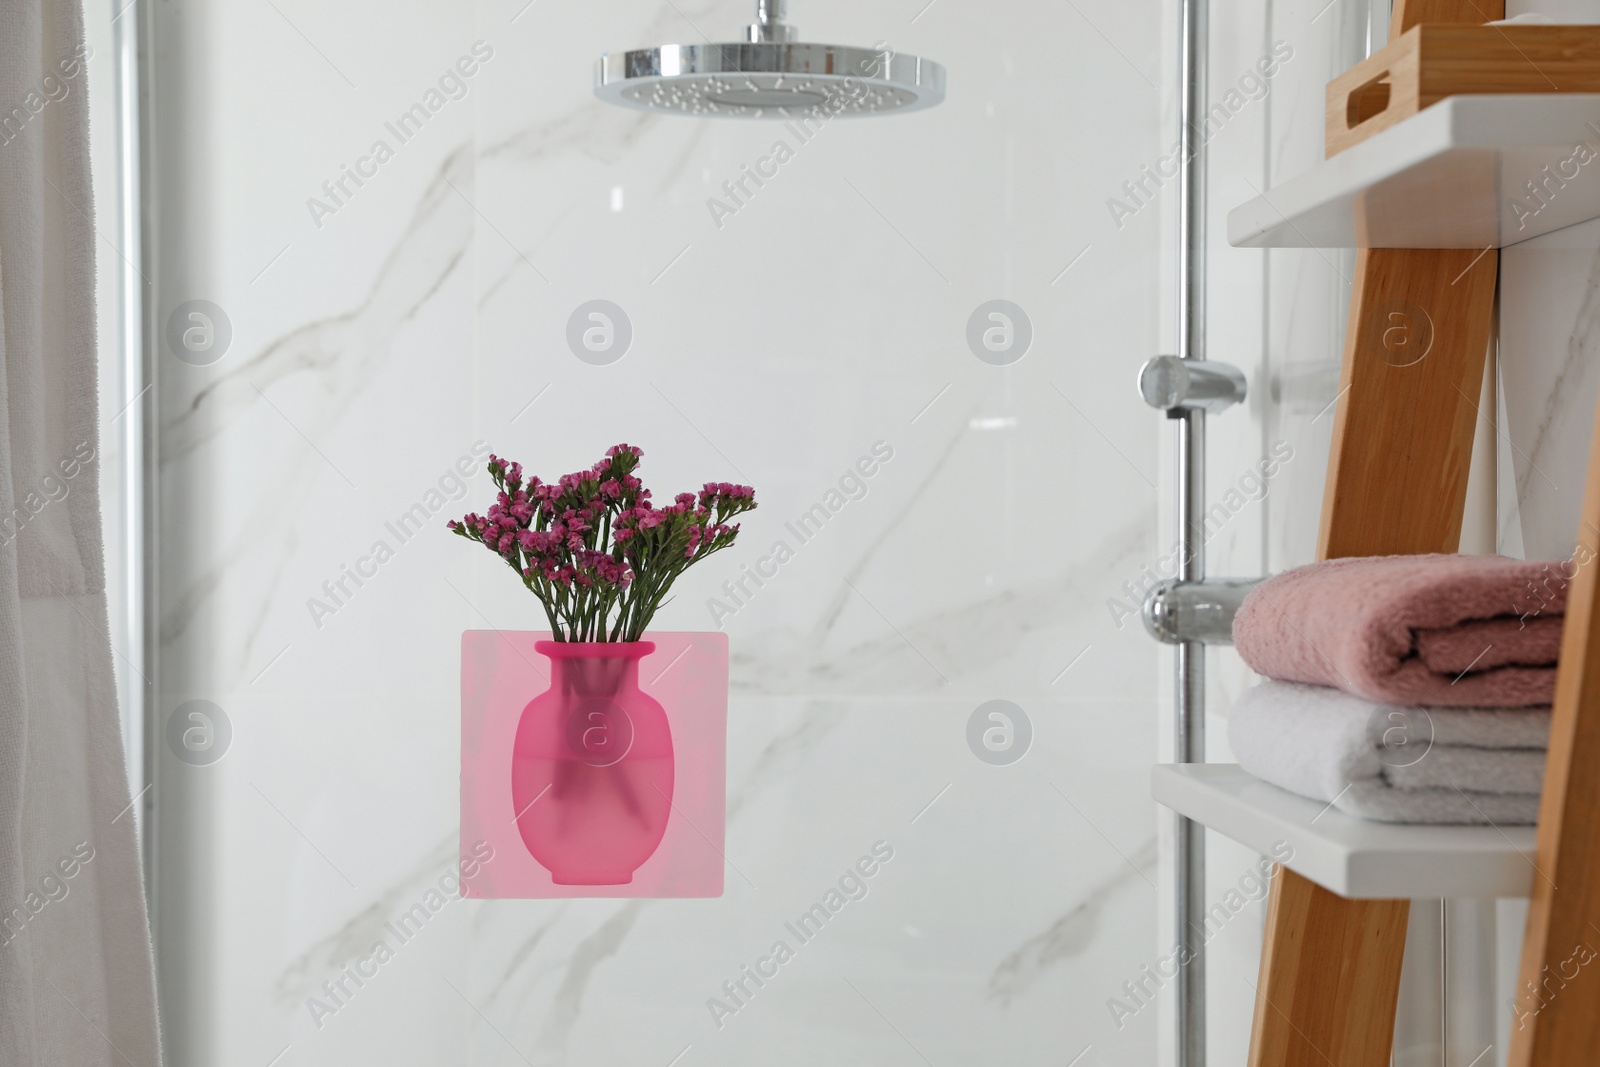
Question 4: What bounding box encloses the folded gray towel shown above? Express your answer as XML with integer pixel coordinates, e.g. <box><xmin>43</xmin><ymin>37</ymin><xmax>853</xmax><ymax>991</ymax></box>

<box><xmin>1336</xmin><ymin>783</ymin><xmax>1541</xmax><ymax>825</ymax></box>
<box><xmin>1227</xmin><ymin>680</ymin><xmax>1551</xmax><ymax>825</ymax></box>
<box><xmin>1384</xmin><ymin>747</ymin><xmax>1546</xmax><ymax>794</ymax></box>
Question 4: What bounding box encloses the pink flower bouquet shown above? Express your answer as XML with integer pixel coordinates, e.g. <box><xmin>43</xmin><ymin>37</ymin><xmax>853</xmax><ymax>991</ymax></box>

<box><xmin>449</xmin><ymin>444</ymin><xmax>756</xmax><ymax>641</ymax></box>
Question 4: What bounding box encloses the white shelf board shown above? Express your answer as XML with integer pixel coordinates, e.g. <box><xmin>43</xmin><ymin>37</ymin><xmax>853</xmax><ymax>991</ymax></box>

<box><xmin>1228</xmin><ymin>95</ymin><xmax>1600</xmax><ymax>250</ymax></box>
<box><xmin>1152</xmin><ymin>763</ymin><xmax>1538</xmax><ymax>899</ymax></box>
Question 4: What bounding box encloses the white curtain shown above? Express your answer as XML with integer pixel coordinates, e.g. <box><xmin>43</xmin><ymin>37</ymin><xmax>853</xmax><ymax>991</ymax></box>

<box><xmin>0</xmin><ymin>0</ymin><xmax>163</xmax><ymax>1063</ymax></box>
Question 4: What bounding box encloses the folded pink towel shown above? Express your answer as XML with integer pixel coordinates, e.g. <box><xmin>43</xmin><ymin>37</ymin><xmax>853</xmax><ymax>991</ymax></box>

<box><xmin>1233</xmin><ymin>554</ymin><xmax>1568</xmax><ymax>707</ymax></box>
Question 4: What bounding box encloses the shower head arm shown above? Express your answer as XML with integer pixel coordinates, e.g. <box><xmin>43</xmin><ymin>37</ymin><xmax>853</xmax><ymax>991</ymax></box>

<box><xmin>747</xmin><ymin>0</ymin><xmax>798</xmax><ymax>42</ymax></box>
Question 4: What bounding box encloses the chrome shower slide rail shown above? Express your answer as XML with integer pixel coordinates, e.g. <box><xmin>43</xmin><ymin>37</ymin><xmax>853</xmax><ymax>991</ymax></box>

<box><xmin>1173</xmin><ymin>0</ymin><xmax>1210</xmax><ymax>1059</ymax></box>
<box><xmin>1150</xmin><ymin>0</ymin><xmax>1246</xmax><ymax>1059</ymax></box>
<box><xmin>1150</xmin><ymin>3</ymin><xmax>1389</xmax><ymax>1062</ymax></box>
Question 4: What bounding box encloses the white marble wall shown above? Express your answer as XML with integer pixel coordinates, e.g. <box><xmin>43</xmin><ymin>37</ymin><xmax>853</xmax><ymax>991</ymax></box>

<box><xmin>147</xmin><ymin>2</ymin><xmax>1172</xmax><ymax>1065</ymax></box>
<box><xmin>1500</xmin><ymin>216</ymin><xmax>1600</xmax><ymax>562</ymax></box>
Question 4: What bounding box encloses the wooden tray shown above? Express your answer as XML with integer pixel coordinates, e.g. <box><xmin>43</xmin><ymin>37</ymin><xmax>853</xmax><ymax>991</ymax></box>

<box><xmin>1327</xmin><ymin>24</ymin><xmax>1600</xmax><ymax>156</ymax></box>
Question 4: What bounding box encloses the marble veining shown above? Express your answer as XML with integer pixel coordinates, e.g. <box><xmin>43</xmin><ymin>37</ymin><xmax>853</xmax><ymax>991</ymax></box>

<box><xmin>988</xmin><ymin>839</ymin><xmax>1158</xmax><ymax>1007</ymax></box>
<box><xmin>1513</xmin><ymin>244</ymin><xmax>1600</xmax><ymax>507</ymax></box>
<box><xmin>275</xmin><ymin>833</ymin><xmax>460</xmax><ymax>1006</ymax></box>
<box><xmin>1500</xmin><ymin>217</ymin><xmax>1600</xmax><ymax>561</ymax></box>
<box><xmin>160</xmin><ymin>145</ymin><xmax>475</xmax><ymax>675</ymax></box>
<box><xmin>163</xmin><ymin>146</ymin><xmax>475</xmax><ymax>464</ymax></box>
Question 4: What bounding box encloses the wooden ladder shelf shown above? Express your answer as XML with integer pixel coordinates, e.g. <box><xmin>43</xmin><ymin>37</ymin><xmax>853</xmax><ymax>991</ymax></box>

<box><xmin>1244</xmin><ymin>2</ymin><xmax>1600</xmax><ymax>1064</ymax></box>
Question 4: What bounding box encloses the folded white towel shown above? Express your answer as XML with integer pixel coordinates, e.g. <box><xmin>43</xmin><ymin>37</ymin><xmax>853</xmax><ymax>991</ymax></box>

<box><xmin>1227</xmin><ymin>681</ymin><xmax>1550</xmax><ymax>825</ymax></box>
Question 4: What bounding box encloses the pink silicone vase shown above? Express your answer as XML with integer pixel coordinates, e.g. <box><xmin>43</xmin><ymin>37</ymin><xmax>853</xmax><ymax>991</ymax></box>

<box><xmin>511</xmin><ymin>641</ymin><xmax>674</xmax><ymax>884</ymax></box>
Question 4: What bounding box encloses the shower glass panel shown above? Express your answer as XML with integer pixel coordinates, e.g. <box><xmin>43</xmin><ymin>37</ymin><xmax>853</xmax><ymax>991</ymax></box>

<box><xmin>141</xmin><ymin>1</ymin><xmax>1172</xmax><ymax>1063</ymax></box>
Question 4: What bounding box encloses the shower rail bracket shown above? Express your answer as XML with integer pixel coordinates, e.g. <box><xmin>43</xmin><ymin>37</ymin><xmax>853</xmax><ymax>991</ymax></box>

<box><xmin>1139</xmin><ymin>356</ymin><xmax>1247</xmax><ymax>416</ymax></box>
<box><xmin>1142</xmin><ymin>578</ymin><xmax>1262</xmax><ymax>645</ymax></box>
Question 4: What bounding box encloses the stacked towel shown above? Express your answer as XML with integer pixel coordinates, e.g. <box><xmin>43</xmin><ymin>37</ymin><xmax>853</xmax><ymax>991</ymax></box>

<box><xmin>1227</xmin><ymin>681</ymin><xmax>1548</xmax><ymax>824</ymax></box>
<box><xmin>1233</xmin><ymin>553</ymin><xmax>1565</xmax><ymax>707</ymax></box>
<box><xmin>1228</xmin><ymin>555</ymin><xmax>1566</xmax><ymax>825</ymax></box>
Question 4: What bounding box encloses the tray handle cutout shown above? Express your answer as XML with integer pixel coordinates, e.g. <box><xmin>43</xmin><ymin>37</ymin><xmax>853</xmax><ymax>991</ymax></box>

<box><xmin>1345</xmin><ymin>70</ymin><xmax>1393</xmax><ymax>130</ymax></box>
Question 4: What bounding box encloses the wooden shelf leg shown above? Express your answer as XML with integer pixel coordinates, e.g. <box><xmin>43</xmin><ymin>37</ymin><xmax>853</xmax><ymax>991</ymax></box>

<box><xmin>1249</xmin><ymin>870</ymin><xmax>1411</xmax><ymax>1067</ymax></box>
<box><xmin>1317</xmin><ymin>247</ymin><xmax>1499</xmax><ymax>559</ymax></box>
<box><xmin>1247</xmin><ymin>244</ymin><xmax>1499</xmax><ymax>1066</ymax></box>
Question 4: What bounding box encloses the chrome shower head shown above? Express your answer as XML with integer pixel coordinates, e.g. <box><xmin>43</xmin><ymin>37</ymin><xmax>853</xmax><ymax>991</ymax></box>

<box><xmin>595</xmin><ymin>1</ymin><xmax>945</xmax><ymax>119</ymax></box>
